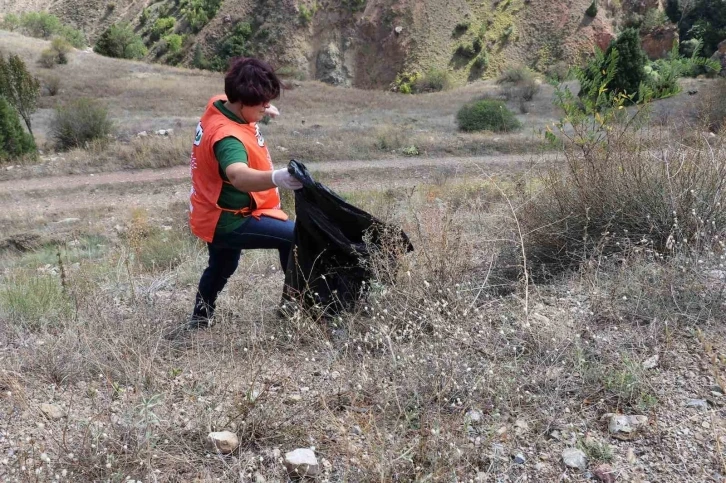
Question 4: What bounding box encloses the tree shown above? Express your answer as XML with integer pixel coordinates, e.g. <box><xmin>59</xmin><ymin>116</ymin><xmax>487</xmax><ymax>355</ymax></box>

<box><xmin>94</xmin><ymin>23</ymin><xmax>147</xmax><ymax>59</ymax></box>
<box><xmin>0</xmin><ymin>53</ymin><xmax>40</xmax><ymax>137</ymax></box>
<box><xmin>604</xmin><ymin>28</ymin><xmax>647</xmax><ymax>101</ymax></box>
<box><xmin>0</xmin><ymin>97</ymin><xmax>35</xmax><ymax>160</ymax></box>
<box><xmin>586</xmin><ymin>1</ymin><xmax>598</xmax><ymax>18</ymax></box>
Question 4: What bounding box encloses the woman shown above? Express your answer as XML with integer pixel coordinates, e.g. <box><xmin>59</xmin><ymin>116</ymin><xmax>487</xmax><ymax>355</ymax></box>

<box><xmin>187</xmin><ymin>57</ymin><xmax>301</xmax><ymax>329</ymax></box>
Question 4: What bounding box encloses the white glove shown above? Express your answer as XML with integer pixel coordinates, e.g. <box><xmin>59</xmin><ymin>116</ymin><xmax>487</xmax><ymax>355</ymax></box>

<box><xmin>265</xmin><ymin>105</ymin><xmax>280</xmax><ymax>118</ymax></box>
<box><xmin>271</xmin><ymin>168</ymin><xmax>302</xmax><ymax>190</ymax></box>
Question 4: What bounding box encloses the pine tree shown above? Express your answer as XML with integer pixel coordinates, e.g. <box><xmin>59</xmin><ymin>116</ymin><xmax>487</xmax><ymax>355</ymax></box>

<box><xmin>586</xmin><ymin>1</ymin><xmax>598</xmax><ymax>18</ymax></box>
<box><xmin>0</xmin><ymin>97</ymin><xmax>35</xmax><ymax>160</ymax></box>
<box><xmin>0</xmin><ymin>53</ymin><xmax>40</xmax><ymax>137</ymax></box>
<box><xmin>605</xmin><ymin>28</ymin><xmax>647</xmax><ymax>101</ymax></box>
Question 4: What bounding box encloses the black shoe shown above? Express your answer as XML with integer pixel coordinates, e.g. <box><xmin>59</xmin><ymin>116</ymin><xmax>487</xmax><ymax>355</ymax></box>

<box><xmin>187</xmin><ymin>315</ymin><xmax>211</xmax><ymax>330</ymax></box>
<box><xmin>163</xmin><ymin>316</ymin><xmax>211</xmax><ymax>340</ymax></box>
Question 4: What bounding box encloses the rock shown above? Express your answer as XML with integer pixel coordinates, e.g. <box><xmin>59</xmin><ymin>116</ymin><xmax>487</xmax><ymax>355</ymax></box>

<box><xmin>277</xmin><ymin>146</ymin><xmax>288</xmax><ymax>152</ymax></box>
<box><xmin>39</xmin><ymin>403</ymin><xmax>64</xmax><ymax>420</ymax></box>
<box><xmin>254</xmin><ymin>472</ymin><xmax>266</xmax><ymax>483</ymax></box>
<box><xmin>286</xmin><ymin>394</ymin><xmax>302</xmax><ymax>404</ymax></box>
<box><xmin>352</xmin><ymin>425</ymin><xmax>363</xmax><ymax>435</ymax></box>
<box><xmin>394</xmin><ymin>26</ymin><xmax>403</xmax><ymax>35</ymax></box>
<box><xmin>535</xmin><ymin>462</ymin><xmax>546</xmax><ymax>471</ymax></box>
<box><xmin>626</xmin><ymin>447</ymin><xmax>637</xmax><ymax>464</ymax></box>
<box><xmin>330</xmin><ymin>370</ymin><xmax>340</xmax><ymax>380</ymax></box>
<box><xmin>513</xmin><ymin>453</ymin><xmax>526</xmax><ymax>464</ymax></box>
<box><xmin>206</xmin><ymin>431</ymin><xmax>239</xmax><ymax>454</ymax></box>
<box><xmin>593</xmin><ymin>463</ymin><xmax>616</xmax><ymax>482</ymax></box>
<box><xmin>562</xmin><ymin>447</ymin><xmax>587</xmax><ymax>471</ymax></box>
<box><xmin>606</xmin><ymin>414</ymin><xmax>648</xmax><ymax>436</ymax></box>
<box><xmin>223</xmin><ymin>15</ymin><xmax>232</xmax><ymax>23</ymax></box>
<box><xmin>641</xmin><ymin>25</ymin><xmax>678</xmax><ymax>60</ymax></box>
<box><xmin>56</xmin><ymin>217</ymin><xmax>80</xmax><ymax>224</ymax></box>
<box><xmin>136</xmin><ymin>131</ymin><xmax>148</xmax><ymax>137</ymax></box>
<box><xmin>284</xmin><ymin>448</ymin><xmax>320</xmax><ymax>478</ymax></box>
<box><xmin>465</xmin><ymin>409</ymin><xmax>483</xmax><ymax>424</ymax></box>
<box><xmin>686</xmin><ymin>399</ymin><xmax>709</xmax><ymax>410</ymax></box>
<box><xmin>642</xmin><ymin>354</ymin><xmax>659</xmax><ymax>369</ymax></box>
<box><xmin>315</xmin><ymin>43</ymin><xmax>349</xmax><ymax>86</ymax></box>
<box><xmin>155</xmin><ymin>129</ymin><xmax>173</xmax><ymax>136</ymax></box>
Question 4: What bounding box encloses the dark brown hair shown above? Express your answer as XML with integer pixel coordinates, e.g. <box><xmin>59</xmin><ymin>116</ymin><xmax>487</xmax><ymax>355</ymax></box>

<box><xmin>224</xmin><ymin>57</ymin><xmax>282</xmax><ymax>106</ymax></box>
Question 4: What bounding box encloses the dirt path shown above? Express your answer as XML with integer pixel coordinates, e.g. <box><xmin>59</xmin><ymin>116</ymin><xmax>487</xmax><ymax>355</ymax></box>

<box><xmin>0</xmin><ymin>154</ymin><xmax>547</xmax><ymax>194</ymax></box>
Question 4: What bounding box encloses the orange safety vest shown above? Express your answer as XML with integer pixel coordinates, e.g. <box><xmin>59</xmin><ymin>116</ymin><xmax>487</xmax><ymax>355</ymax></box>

<box><xmin>189</xmin><ymin>95</ymin><xmax>288</xmax><ymax>242</ymax></box>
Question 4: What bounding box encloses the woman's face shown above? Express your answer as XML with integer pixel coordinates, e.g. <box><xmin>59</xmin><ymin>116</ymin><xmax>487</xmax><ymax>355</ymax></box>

<box><xmin>240</xmin><ymin>101</ymin><xmax>270</xmax><ymax>123</ymax></box>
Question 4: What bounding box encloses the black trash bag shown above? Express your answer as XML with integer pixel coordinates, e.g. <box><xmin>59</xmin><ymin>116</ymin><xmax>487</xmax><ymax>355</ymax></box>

<box><xmin>282</xmin><ymin>159</ymin><xmax>413</xmax><ymax>317</ymax></box>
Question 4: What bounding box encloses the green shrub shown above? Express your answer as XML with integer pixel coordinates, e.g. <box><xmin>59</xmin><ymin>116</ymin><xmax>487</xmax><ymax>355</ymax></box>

<box><xmin>456</xmin><ymin>100</ymin><xmax>521</xmax><ymax>132</ymax></box>
<box><xmin>0</xmin><ymin>272</ymin><xmax>72</xmax><ymax>329</ymax></box>
<box><xmin>51</xmin><ymin>37</ymin><xmax>72</xmax><ymax>64</ymax></box>
<box><xmin>2</xmin><ymin>13</ymin><xmax>20</xmax><ymax>31</ymax></box>
<box><xmin>641</xmin><ymin>8</ymin><xmax>667</xmax><ymax>32</ymax></box>
<box><xmin>0</xmin><ymin>97</ymin><xmax>35</xmax><ymax>160</ymax></box>
<box><xmin>529</xmin><ymin>54</ymin><xmax>726</xmax><ymax>277</ymax></box>
<box><xmin>413</xmin><ymin>68</ymin><xmax>452</xmax><ymax>93</ymax></box>
<box><xmin>677</xmin><ymin>0</ymin><xmax>726</xmax><ymax>57</ymax></box>
<box><xmin>0</xmin><ymin>53</ymin><xmax>40</xmax><ymax>136</ymax></box>
<box><xmin>585</xmin><ymin>1</ymin><xmax>598</xmax><ymax>17</ymax></box>
<box><xmin>163</xmin><ymin>33</ymin><xmax>184</xmax><ymax>54</ymax></box>
<box><xmin>211</xmin><ymin>22</ymin><xmax>253</xmax><ymax>71</ymax></box>
<box><xmin>192</xmin><ymin>42</ymin><xmax>209</xmax><ymax>69</ymax></box>
<box><xmin>20</xmin><ymin>12</ymin><xmax>60</xmax><ymax>38</ymax></box>
<box><xmin>94</xmin><ymin>23</ymin><xmax>147</xmax><ymax>59</ymax></box>
<box><xmin>140</xmin><ymin>7</ymin><xmax>150</xmax><ymax>26</ymax></box>
<box><xmin>51</xmin><ymin>98</ymin><xmax>114</xmax><ymax>150</ymax></box>
<box><xmin>545</xmin><ymin>61</ymin><xmax>571</xmax><ymax>82</ymax></box>
<box><xmin>393</xmin><ymin>71</ymin><xmax>420</xmax><ymax>94</ymax></box>
<box><xmin>453</xmin><ymin>21</ymin><xmax>470</xmax><ymax>35</ymax></box>
<box><xmin>152</xmin><ymin>17</ymin><xmax>176</xmax><ymax>40</ymax></box>
<box><xmin>299</xmin><ymin>4</ymin><xmax>314</xmax><ymax>25</ymax></box>
<box><xmin>44</xmin><ymin>75</ymin><xmax>61</xmax><ymax>96</ymax></box>
<box><xmin>181</xmin><ymin>0</ymin><xmax>222</xmax><ymax>32</ymax></box>
<box><xmin>595</xmin><ymin>28</ymin><xmax>647</xmax><ymax>102</ymax></box>
<box><xmin>39</xmin><ymin>49</ymin><xmax>60</xmax><ymax>68</ymax></box>
<box><xmin>58</xmin><ymin>25</ymin><xmax>86</xmax><ymax>48</ymax></box>
<box><xmin>472</xmin><ymin>53</ymin><xmax>488</xmax><ymax>70</ymax></box>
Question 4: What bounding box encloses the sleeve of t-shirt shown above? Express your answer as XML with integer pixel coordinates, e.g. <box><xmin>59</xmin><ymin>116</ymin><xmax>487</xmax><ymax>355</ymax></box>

<box><xmin>214</xmin><ymin>136</ymin><xmax>248</xmax><ymax>173</ymax></box>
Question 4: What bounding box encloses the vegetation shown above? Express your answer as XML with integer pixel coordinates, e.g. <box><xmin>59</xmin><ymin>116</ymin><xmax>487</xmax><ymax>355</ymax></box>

<box><xmin>456</xmin><ymin>99</ymin><xmax>521</xmax><ymax>132</ymax></box>
<box><xmin>586</xmin><ymin>1</ymin><xmax>598</xmax><ymax>18</ymax></box>
<box><xmin>152</xmin><ymin>17</ymin><xmax>176</xmax><ymax>40</ymax></box>
<box><xmin>299</xmin><ymin>4</ymin><xmax>316</xmax><ymax>25</ymax></box>
<box><xmin>0</xmin><ymin>53</ymin><xmax>40</xmax><ymax>137</ymax></box>
<box><xmin>51</xmin><ymin>98</ymin><xmax>114</xmax><ymax>150</ymax></box>
<box><xmin>181</xmin><ymin>0</ymin><xmax>222</xmax><ymax>32</ymax></box>
<box><xmin>39</xmin><ymin>38</ymin><xmax>73</xmax><ymax>69</ymax></box>
<box><xmin>0</xmin><ymin>97</ymin><xmax>35</xmax><ymax>160</ymax></box>
<box><xmin>412</xmin><ymin>68</ymin><xmax>452</xmax><ymax>93</ymax></box>
<box><xmin>668</xmin><ymin>0</ymin><xmax>726</xmax><ymax>57</ymax></box>
<box><xmin>16</xmin><ymin>12</ymin><xmax>86</xmax><ymax>48</ymax></box>
<box><xmin>94</xmin><ymin>23</ymin><xmax>148</xmax><ymax>60</ymax></box>
<box><xmin>1</xmin><ymin>13</ymin><xmax>20</xmax><ymax>31</ymax></box>
<box><xmin>211</xmin><ymin>22</ymin><xmax>253</xmax><ymax>71</ymax></box>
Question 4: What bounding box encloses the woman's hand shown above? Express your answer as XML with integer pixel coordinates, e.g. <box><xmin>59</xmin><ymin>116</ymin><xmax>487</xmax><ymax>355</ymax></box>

<box><xmin>271</xmin><ymin>169</ymin><xmax>302</xmax><ymax>190</ymax></box>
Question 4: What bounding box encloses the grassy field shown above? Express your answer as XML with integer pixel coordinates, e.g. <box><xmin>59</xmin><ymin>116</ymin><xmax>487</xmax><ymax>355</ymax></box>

<box><xmin>1</xmin><ymin>29</ymin><xmax>726</xmax><ymax>483</ymax></box>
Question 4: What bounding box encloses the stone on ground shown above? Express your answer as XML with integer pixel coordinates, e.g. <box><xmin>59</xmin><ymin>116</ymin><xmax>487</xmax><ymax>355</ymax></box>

<box><xmin>284</xmin><ymin>448</ymin><xmax>320</xmax><ymax>478</ymax></box>
<box><xmin>206</xmin><ymin>431</ymin><xmax>239</xmax><ymax>454</ymax></box>
<box><xmin>562</xmin><ymin>447</ymin><xmax>587</xmax><ymax>471</ymax></box>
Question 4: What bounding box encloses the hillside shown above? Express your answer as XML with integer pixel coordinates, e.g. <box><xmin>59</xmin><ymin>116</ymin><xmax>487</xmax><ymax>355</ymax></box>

<box><xmin>0</xmin><ymin>0</ymin><xmax>636</xmax><ymax>88</ymax></box>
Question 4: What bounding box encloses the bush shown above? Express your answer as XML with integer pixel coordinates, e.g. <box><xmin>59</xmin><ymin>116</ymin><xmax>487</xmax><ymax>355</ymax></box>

<box><xmin>528</xmin><ymin>67</ymin><xmax>726</xmax><ymax>277</ymax></box>
<box><xmin>412</xmin><ymin>68</ymin><xmax>452</xmax><ymax>93</ymax></box>
<box><xmin>181</xmin><ymin>0</ymin><xmax>222</xmax><ymax>32</ymax></box>
<box><xmin>641</xmin><ymin>8</ymin><xmax>667</xmax><ymax>32</ymax></box>
<box><xmin>152</xmin><ymin>17</ymin><xmax>176</xmax><ymax>40</ymax></box>
<box><xmin>2</xmin><ymin>13</ymin><xmax>20</xmax><ymax>31</ymax></box>
<box><xmin>0</xmin><ymin>53</ymin><xmax>40</xmax><ymax>137</ymax></box>
<box><xmin>211</xmin><ymin>22</ymin><xmax>252</xmax><ymax>71</ymax></box>
<box><xmin>602</xmin><ymin>28</ymin><xmax>647</xmax><ymax>102</ymax></box>
<box><xmin>472</xmin><ymin>53</ymin><xmax>488</xmax><ymax>70</ymax></box>
<box><xmin>51</xmin><ymin>98</ymin><xmax>114</xmax><ymax>150</ymax></box>
<box><xmin>0</xmin><ymin>97</ymin><xmax>36</xmax><ymax>160</ymax></box>
<box><xmin>0</xmin><ymin>272</ymin><xmax>72</xmax><ymax>329</ymax></box>
<box><xmin>58</xmin><ymin>25</ymin><xmax>86</xmax><ymax>48</ymax></box>
<box><xmin>453</xmin><ymin>21</ymin><xmax>470</xmax><ymax>35</ymax></box>
<box><xmin>586</xmin><ymin>1</ymin><xmax>598</xmax><ymax>17</ymax></box>
<box><xmin>44</xmin><ymin>75</ymin><xmax>61</xmax><ymax>96</ymax></box>
<box><xmin>94</xmin><ymin>23</ymin><xmax>147</xmax><ymax>59</ymax></box>
<box><xmin>51</xmin><ymin>37</ymin><xmax>72</xmax><ymax>64</ymax></box>
<box><xmin>455</xmin><ymin>42</ymin><xmax>478</xmax><ymax>59</ymax></box>
<box><xmin>456</xmin><ymin>100</ymin><xmax>521</xmax><ymax>132</ymax></box>
<box><xmin>39</xmin><ymin>49</ymin><xmax>60</xmax><ymax>68</ymax></box>
<box><xmin>497</xmin><ymin>65</ymin><xmax>533</xmax><ymax>84</ymax></box>
<box><xmin>163</xmin><ymin>33</ymin><xmax>184</xmax><ymax>54</ymax></box>
<box><xmin>20</xmin><ymin>12</ymin><xmax>60</xmax><ymax>38</ymax></box>
<box><xmin>545</xmin><ymin>61</ymin><xmax>571</xmax><ymax>82</ymax></box>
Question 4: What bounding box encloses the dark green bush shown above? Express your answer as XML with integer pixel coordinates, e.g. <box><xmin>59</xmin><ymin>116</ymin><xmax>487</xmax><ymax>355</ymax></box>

<box><xmin>94</xmin><ymin>23</ymin><xmax>147</xmax><ymax>59</ymax></box>
<box><xmin>453</xmin><ymin>21</ymin><xmax>470</xmax><ymax>35</ymax></box>
<box><xmin>0</xmin><ymin>97</ymin><xmax>35</xmax><ymax>160</ymax></box>
<box><xmin>586</xmin><ymin>1</ymin><xmax>598</xmax><ymax>17</ymax></box>
<box><xmin>455</xmin><ymin>42</ymin><xmax>477</xmax><ymax>59</ymax></box>
<box><xmin>51</xmin><ymin>98</ymin><xmax>114</xmax><ymax>150</ymax></box>
<box><xmin>456</xmin><ymin>100</ymin><xmax>521</xmax><ymax>132</ymax></box>
<box><xmin>211</xmin><ymin>22</ymin><xmax>253</xmax><ymax>71</ymax></box>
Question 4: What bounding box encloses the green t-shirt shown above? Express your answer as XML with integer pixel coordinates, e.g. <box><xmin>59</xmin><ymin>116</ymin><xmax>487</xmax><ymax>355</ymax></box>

<box><xmin>213</xmin><ymin>100</ymin><xmax>252</xmax><ymax>234</ymax></box>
